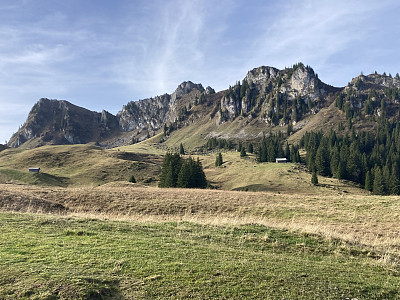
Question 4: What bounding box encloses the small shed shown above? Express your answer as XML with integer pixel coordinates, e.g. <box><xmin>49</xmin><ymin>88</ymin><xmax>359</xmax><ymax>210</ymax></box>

<box><xmin>275</xmin><ymin>158</ymin><xmax>287</xmax><ymax>163</ymax></box>
<box><xmin>28</xmin><ymin>168</ymin><xmax>40</xmax><ymax>173</ymax></box>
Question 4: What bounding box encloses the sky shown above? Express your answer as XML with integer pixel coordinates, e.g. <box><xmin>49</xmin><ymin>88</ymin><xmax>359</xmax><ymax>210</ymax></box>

<box><xmin>1</xmin><ymin>0</ymin><xmax>400</xmax><ymax>144</ymax></box>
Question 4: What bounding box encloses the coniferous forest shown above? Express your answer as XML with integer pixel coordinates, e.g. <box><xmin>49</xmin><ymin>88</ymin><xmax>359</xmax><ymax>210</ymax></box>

<box><xmin>300</xmin><ymin>116</ymin><xmax>400</xmax><ymax>195</ymax></box>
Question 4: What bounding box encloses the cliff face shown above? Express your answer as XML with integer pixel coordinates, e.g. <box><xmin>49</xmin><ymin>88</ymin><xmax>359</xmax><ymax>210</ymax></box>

<box><xmin>8</xmin><ymin>99</ymin><xmax>119</xmax><ymax>147</ymax></box>
<box><xmin>217</xmin><ymin>63</ymin><xmax>338</xmax><ymax>126</ymax></box>
<box><xmin>117</xmin><ymin>81</ymin><xmax>204</xmax><ymax>132</ymax></box>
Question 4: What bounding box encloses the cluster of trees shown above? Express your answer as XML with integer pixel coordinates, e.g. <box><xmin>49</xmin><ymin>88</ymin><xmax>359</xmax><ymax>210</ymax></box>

<box><xmin>258</xmin><ymin>135</ymin><xmax>300</xmax><ymax>163</ymax></box>
<box><xmin>301</xmin><ymin>117</ymin><xmax>400</xmax><ymax>194</ymax></box>
<box><xmin>206</xmin><ymin>138</ymin><xmax>234</xmax><ymax>150</ymax></box>
<box><xmin>159</xmin><ymin>153</ymin><xmax>207</xmax><ymax>189</ymax></box>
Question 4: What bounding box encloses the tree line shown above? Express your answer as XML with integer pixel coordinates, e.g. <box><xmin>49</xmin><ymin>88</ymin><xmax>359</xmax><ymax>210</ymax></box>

<box><xmin>300</xmin><ymin>117</ymin><xmax>400</xmax><ymax>195</ymax></box>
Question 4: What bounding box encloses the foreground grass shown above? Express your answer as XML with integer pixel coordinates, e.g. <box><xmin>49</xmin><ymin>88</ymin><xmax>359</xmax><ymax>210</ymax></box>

<box><xmin>1</xmin><ymin>212</ymin><xmax>399</xmax><ymax>299</ymax></box>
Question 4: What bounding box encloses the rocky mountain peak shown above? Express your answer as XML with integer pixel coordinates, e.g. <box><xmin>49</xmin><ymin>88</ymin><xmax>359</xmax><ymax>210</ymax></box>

<box><xmin>244</xmin><ymin>66</ymin><xmax>280</xmax><ymax>86</ymax></box>
<box><xmin>347</xmin><ymin>73</ymin><xmax>400</xmax><ymax>92</ymax></box>
<box><xmin>171</xmin><ymin>81</ymin><xmax>204</xmax><ymax>101</ymax></box>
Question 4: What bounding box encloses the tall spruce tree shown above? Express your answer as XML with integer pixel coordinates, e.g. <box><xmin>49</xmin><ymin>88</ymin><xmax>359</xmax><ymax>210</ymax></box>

<box><xmin>364</xmin><ymin>170</ymin><xmax>372</xmax><ymax>192</ymax></box>
<box><xmin>373</xmin><ymin>167</ymin><xmax>385</xmax><ymax>195</ymax></box>
<box><xmin>311</xmin><ymin>168</ymin><xmax>318</xmax><ymax>185</ymax></box>
<box><xmin>240</xmin><ymin>147</ymin><xmax>247</xmax><ymax>157</ymax></box>
<box><xmin>159</xmin><ymin>153</ymin><xmax>183</xmax><ymax>188</ymax></box>
<box><xmin>389</xmin><ymin>162</ymin><xmax>400</xmax><ymax>194</ymax></box>
<box><xmin>315</xmin><ymin>140</ymin><xmax>331</xmax><ymax>176</ymax></box>
<box><xmin>215</xmin><ymin>153</ymin><xmax>223</xmax><ymax>167</ymax></box>
<box><xmin>248</xmin><ymin>143</ymin><xmax>254</xmax><ymax>154</ymax></box>
<box><xmin>179</xmin><ymin>143</ymin><xmax>185</xmax><ymax>155</ymax></box>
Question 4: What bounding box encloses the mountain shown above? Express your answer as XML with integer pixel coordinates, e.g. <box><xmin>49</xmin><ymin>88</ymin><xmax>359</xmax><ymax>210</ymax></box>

<box><xmin>7</xmin><ymin>99</ymin><xmax>119</xmax><ymax>148</ymax></box>
<box><xmin>7</xmin><ymin>64</ymin><xmax>400</xmax><ymax>149</ymax></box>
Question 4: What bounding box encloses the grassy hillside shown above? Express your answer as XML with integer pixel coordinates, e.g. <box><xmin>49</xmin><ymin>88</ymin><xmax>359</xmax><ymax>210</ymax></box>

<box><xmin>0</xmin><ymin>144</ymin><xmax>162</xmax><ymax>187</ymax></box>
<box><xmin>0</xmin><ymin>141</ymin><xmax>366</xmax><ymax>195</ymax></box>
<box><xmin>1</xmin><ymin>212</ymin><xmax>399</xmax><ymax>299</ymax></box>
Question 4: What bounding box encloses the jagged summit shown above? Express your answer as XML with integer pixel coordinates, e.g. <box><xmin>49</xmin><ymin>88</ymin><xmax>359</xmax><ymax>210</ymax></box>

<box><xmin>346</xmin><ymin>72</ymin><xmax>400</xmax><ymax>92</ymax></box>
<box><xmin>173</xmin><ymin>81</ymin><xmax>204</xmax><ymax>99</ymax></box>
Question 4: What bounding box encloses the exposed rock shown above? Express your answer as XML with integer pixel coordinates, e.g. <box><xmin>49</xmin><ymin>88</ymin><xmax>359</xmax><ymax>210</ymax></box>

<box><xmin>8</xmin><ymin>98</ymin><xmax>119</xmax><ymax>147</ymax></box>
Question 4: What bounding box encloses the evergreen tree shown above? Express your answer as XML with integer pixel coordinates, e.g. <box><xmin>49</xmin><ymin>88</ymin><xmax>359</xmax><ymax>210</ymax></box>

<box><xmin>129</xmin><ymin>175</ymin><xmax>136</xmax><ymax>183</ymax></box>
<box><xmin>311</xmin><ymin>169</ymin><xmax>318</xmax><ymax>185</ymax></box>
<box><xmin>364</xmin><ymin>171</ymin><xmax>372</xmax><ymax>191</ymax></box>
<box><xmin>248</xmin><ymin>143</ymin><xmax>254</xmax><ymax>154</ymax></box>
<box><xmin>373</xmin><ymin>167</ymin><xmax>385</xmax><ymax>195</ymax></box>
<box><xmin>347</xmin><ymin>141</ymin><xmax>362</xmax><ymax>182</ymax></box>
<box><xmin>330</xmin><ymin>146</ymin><xmax>340</xmax><ymax>177</ymax></box>
<box><xmin>238</xmin><ymin>141</ymin><xmax>243</xmax><ymax>152</ymax></box>
<box><xmin>382</xmin><ymin>164</ymin><xmax>390</xmax><ymax>194</ymax></box>
<box><xmin>215</xmin><ymin>153</ymin><xmax>223</xmax><ymax>167</ymax></box>
<box><xmin>240</xmin><ymin>147</ymin><xmax>247</xmax><ymax>157</ymax></box>
<box><xmin>285</xmin><ymin>142</ymin><xmax>290</xmax><ymax>160</ymax></box>
<box><xmin>315</xmin><ymin>140</ymin><xmax>331</xmax><ymax>176</ymax></box>
<box><xmin>159</xmin><ymin>153</ymin><xmax>183</xmax><ymax>188</ymax></box>
<box><xmin>177</xmin><ymin>159</ymin><xmax>192</xmax><ymax>188</ymax></box>
<box><xmin>179</xmin><ymin>143</ymin><xmax>185</xmax><ymax>155</ymax></box>
<box><xmin>176</xmin><ymin>157</ymin><xmax>207</xmax><ymax>189</ymax></box>
<box><xmin>389</xmin><ymin>162</ymin><xmax>400</xmax><ymax>195</ymax></box>
<box><xmin>267</xmin><ymin>142</ymin><xmax>276</xmax><ymax>162</ymax></box>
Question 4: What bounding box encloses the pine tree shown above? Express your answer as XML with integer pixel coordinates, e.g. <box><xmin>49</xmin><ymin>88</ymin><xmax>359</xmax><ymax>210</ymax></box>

<box><xmin>240</xmin><ymin>147</ymin><xmax>247</xmax><ymax>157</ymax></box>
<box><xmin>215</xmin><ymin>153</ymin><xmax>223</xmax><ymax>167</ymax></box>
<box><xmin>179</xmin><ymin>143</ymin><xmax>185</xmax><ymax>155</ymax></box>
<box><xmin>248</xmin><ymin>143</ymin><xmax>254</xmax><ymax>154</ymax></box>
<box><xmin>177</xmin><ymin>159</ymin><xmax>191</xmax><ymax>188</ymax></box>
<box><xmin>159</xmin><ymin>153</ymin><xmax>183</xmax><ymax>188</ymax></box>
<box><xmin>335</xmin><ymin>162</ymin><xmax>345</xmax><ymax>180</ymax></box>
<box><xmin>364</xmin><ymin>171</ymin><xmax>372</xmax><ymax>191</ymax></box>
<box><xmin>285</xmin><ymin>142</ymin><xmax>290</xmax><ymax>160</ymax></box>
<box><xmin>176</xmin><ymin>157</ymin><xmax>207</xmax><ymax>189</ymax></box>
<box><xmin>373</xmin><ymin>167</ymin><xmax>385</xmax><ymax>195</ymax></box>
<box><xmin>389</xmin><ymin>162</ymin><xmax>400</xmax><ymax>195</ymax></box>
<box><xmin>129</xmin><ymin>175</ymin><xmax>136</xmax><ymax>183</ymax></box>
<box><xmin>382</xmin><ymin>164</ymin><xmax>390</xmax><ymax>194</ymax></box>
<box><xmin>315</xmin><ymin>140</ymin><xmax>331</xmax><ymax>176</ymax></box>
<box><xmin>267</xmin><ymin>142</ymin><xmax>276</xmax><ymax>162</ymax></box>
<box><xmin>311</xmin><ymin>169</ymin><xmax>318</xmax><ymax>185</ymax></box>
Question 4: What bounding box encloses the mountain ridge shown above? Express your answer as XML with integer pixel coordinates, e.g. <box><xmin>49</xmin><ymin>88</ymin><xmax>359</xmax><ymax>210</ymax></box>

<box><xmin>7</xmin><ymin>63</ymin><xmax>400</xmax><ymax>149</ymax></box>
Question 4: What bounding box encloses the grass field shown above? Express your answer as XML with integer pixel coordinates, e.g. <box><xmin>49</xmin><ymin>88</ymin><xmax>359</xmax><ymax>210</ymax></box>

<box><xmin>1</xmin><ymin>212</ymin><xmax>399</xmax><ymax>299</ymax></box>
<box><xmin>0</xmin><ymin>144</ymin><xmax>162</xmax><ymax>187</ymax></box>
<box><xmin>1</xmin><ymin>143</ymin><xmax>399</xmax><ymax>298</ymax></box>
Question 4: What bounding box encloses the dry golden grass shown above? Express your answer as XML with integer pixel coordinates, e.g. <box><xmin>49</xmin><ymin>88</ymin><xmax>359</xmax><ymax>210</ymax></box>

<box><xmin>1</xmin><ymin>183</ymin><xmax>399</xmax><ymax>259</ymax></box>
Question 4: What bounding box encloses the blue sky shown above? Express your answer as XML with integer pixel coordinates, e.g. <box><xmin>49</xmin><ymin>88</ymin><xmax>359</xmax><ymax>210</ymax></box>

<box><xmin>1</xmin><ymin>0</ymin><xmax>400</xmax><ymax>144</ymax></box>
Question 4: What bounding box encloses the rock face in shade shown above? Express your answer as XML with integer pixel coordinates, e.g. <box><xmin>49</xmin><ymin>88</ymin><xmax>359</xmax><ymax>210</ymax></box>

<box><xmin>8</xmin><ymin>99</ymin><xmax>120</xmax><ymax>147</ymax></box>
